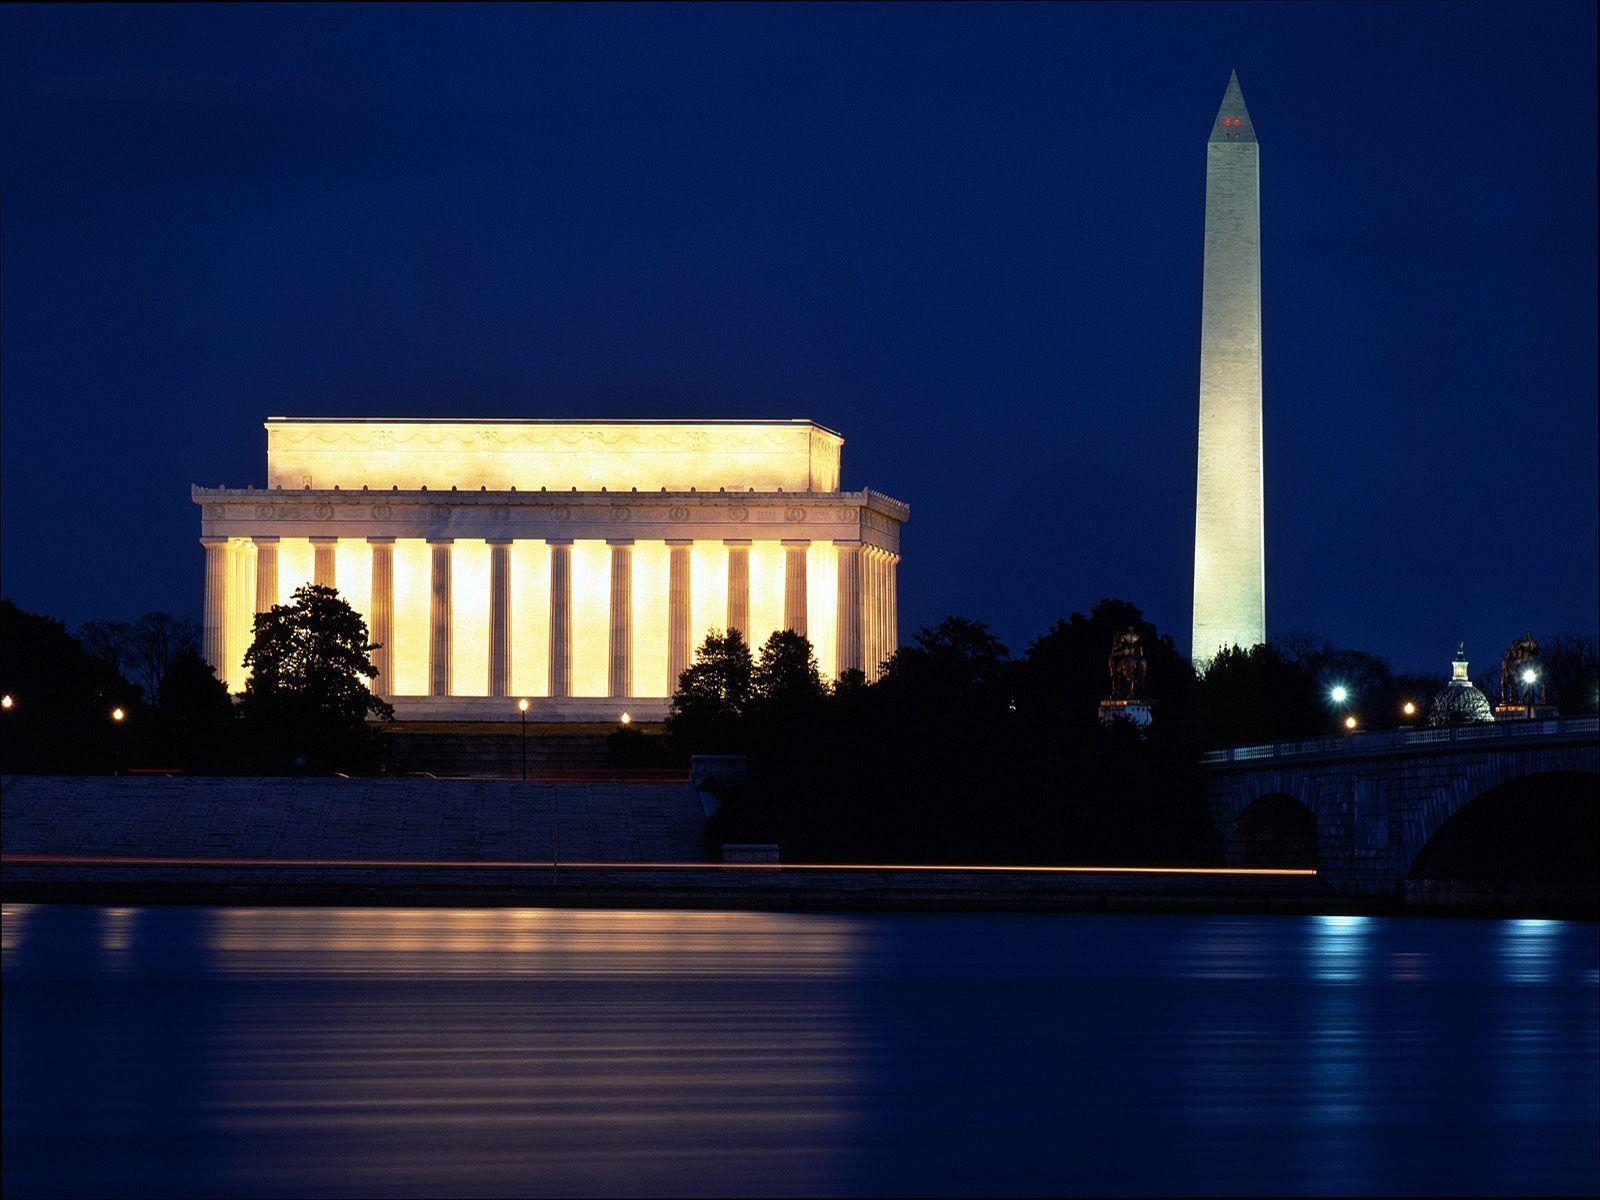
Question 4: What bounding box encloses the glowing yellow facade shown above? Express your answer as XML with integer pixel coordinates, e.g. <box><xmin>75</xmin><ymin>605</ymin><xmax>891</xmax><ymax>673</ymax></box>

<box><xmin>265</xmin><ymin>418</ymin><xmax>841</xmax><ymax>493</ymax></box>
<box><xmin>196</xmin><ymin>418</ymin><xmax>906</xmax><ymax>720</ymax></box>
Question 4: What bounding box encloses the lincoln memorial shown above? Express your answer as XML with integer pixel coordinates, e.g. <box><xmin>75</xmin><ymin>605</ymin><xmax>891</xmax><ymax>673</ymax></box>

<box><xmin>193</xmin><ymin>418</ymin><xmax>908</xmax><ymax>720</ymax></box>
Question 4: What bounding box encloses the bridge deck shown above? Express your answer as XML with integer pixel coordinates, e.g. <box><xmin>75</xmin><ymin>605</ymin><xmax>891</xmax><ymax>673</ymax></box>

<box><xmin>1203</xmin><ymin>716</ymin><xmax>1598</xmax><ymax>769</ymax></box>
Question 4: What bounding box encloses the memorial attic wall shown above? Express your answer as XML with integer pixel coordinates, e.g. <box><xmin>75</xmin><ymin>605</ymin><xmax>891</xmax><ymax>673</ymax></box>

<box><xmin>264</xmin><ymin>419</ymin><xmax>844</xmax><ymax>494</ymax></box>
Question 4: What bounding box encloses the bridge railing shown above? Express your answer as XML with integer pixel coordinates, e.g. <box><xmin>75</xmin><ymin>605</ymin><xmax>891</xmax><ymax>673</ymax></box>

<box><xmin>1201</xmin><ymin>715</ymin><xmax>1599</xmax><ymax>765</ymax></box>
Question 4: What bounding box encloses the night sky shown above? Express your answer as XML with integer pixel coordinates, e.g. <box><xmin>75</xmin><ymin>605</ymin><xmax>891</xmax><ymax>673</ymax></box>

<box><xmin>2</xmin><ymin>3</ymin><xmax>1595</xmax><ymax>670</ymax></box>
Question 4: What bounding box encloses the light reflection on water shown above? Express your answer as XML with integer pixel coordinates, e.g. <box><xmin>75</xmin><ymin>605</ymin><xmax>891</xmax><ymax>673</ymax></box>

<box><xmin>3</xmin><ymin>905</ymin><xmax>1597</xmax><ymax>1198</ymax></box>
<box><xmin>205</xmin><ymin>907</ymin><xmax>869</xmax><ymax>976</ymax></box>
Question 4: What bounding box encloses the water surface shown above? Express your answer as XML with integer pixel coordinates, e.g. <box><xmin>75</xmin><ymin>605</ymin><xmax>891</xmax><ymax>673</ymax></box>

<box><xmin>3</xmin><ymin>905</ymin><xmax>1596</xmax><ymax>1197</ymax></box>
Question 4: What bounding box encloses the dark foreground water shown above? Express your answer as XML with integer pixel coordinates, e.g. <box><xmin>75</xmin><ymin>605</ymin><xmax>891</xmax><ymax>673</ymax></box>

<box><xmin>3</xmin><ymin>906</ymin><xmax>1596</xmax><ymax>1198</ymax></box>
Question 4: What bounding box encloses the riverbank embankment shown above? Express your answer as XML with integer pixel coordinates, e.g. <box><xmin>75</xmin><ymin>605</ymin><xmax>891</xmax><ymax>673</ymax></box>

<box><xmin>3</xmin><ymin>776</ymin><xmax>1591</xmax><ymax>917</ymax></box>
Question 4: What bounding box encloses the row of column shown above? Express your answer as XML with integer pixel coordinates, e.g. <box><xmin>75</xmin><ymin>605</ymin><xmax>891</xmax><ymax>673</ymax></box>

<box><xmin>203</xmin><ymin>535</ymin><xmax>899</xmax><ymax>697</ymax></box>
<box><xmin>863</xmin><ymin>545</ymin><xmax>899</xmax><ymax>679</ymax></box>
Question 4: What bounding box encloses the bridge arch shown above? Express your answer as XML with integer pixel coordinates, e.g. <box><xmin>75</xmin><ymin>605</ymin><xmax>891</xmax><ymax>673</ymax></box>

<box><xmin>1396</xmin><ymin>753</ymin><xmax>1600</xmax><ymax>878</ymax></box>
<box><xmin>1210</xmin><ymin>767</ymin><xmax>1319</xmax><ymax>867</ymax></box>
<box><xmin>1405</xmin><ymin>769</ymin><xmax>1599</xmax><ymax>883</ymax></box>
<box><xmin>1205</xmin><ymin>718</ymin><xmax>1599</xmax><ymax>894</ymax></box>
<box><xmin>1233</xmin><ymin>792</ymin><xmax>1317</xmax><ymax>867</ymax></box>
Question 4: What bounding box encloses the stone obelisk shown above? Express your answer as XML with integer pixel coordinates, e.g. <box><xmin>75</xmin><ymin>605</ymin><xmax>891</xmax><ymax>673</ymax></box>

<box><xmin>1192</xmin><ymin>71</ymin><xmax>1265</xmax><ymax>664</ymax></box>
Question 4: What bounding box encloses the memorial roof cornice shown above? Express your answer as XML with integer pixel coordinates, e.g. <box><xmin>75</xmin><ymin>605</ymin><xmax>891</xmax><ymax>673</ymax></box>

<box><xmin>192</xmin><ymin>484</ymin><xmax>909</xmax><ymax>521</ymax></box>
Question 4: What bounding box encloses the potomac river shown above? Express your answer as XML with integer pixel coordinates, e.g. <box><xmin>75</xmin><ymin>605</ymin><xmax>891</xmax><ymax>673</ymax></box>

<box><xmin>3</xmin><ymin>905</ymin><xmax>1596</xmax><ymax>1197</ymax></box>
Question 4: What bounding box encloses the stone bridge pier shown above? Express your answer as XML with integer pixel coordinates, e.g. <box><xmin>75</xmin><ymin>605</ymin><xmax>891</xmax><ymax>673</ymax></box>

<box><xmin>1204</xmin><ymin>717</ymin><xmax>1599</xmax><ymax>896</ymax></box>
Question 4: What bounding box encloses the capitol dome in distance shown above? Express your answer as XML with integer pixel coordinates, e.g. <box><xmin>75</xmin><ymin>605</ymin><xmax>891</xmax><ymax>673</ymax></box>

<box><xmin>1427</xmin><ymin>642</ymin><xmax>1494</xmax><ymax>727</ymax></box>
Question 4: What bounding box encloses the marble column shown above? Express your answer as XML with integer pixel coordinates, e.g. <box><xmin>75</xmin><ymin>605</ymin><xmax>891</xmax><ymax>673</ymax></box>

<box><xmin>428</xmin><ymin>538</ymin><xmax>453</xmax><ymax>697</ymax></box>
<box><xmin>875</xmin><ymin>548</ymin><xmax>888</xmax><ymax>677</ymax></box>
<box><xmin>783</xmin><ymin>540</ymin><xmax>809</xmax><ymax>636</ymax></box>
<box><xmin>368</xmin><ymin>538</ymin><xmax>395</xmax><ymax>698</ymax></box>
<box><xmin>834</xmin><ymin>539</ymin><xmax>862</xmax><ymax>675</ymax></box>
<box><xmin>666</xmin><ymin>539</ymin><xmax>692</xmax><ymax>688</ymax></box>
<box><xmin>608</xmin><ymin>540</ymin><xmax>633</xmax><ymax>699</ymax></box>
<box><xmin>548</xmin><ymin>539</ymin><xmax>572</xmax><ymax>698</ymax></box>
<box><xmin>876</xmin><ymin>553</ymin><xmax>889</xmax><ymax>678</ymax></box>
<box><xmin>201</xmin><ymin>537</ymin><xmax>229</xmax><ymax>680</ymax></box>
<box><xmin>886</xmin><ymin>552</ymin><xmax>899</xmax><ymax>665</ymax></box>
<box><xmin>862</xmin><ymin>548</ymin><xmax>878</xmax><ymax>678</ymax></box>
<box><xmin>488</xmin><ymin>538</ymin><xmax>513</xmax><ymax>698</ymax></box>
<box><xmin>725</xmin><ymin>540</ymin><xmax>751</xmax><ymax>640</ymax></box>
<box><xmin>253</xmin><ymin>536</ymin><xmax>279</xmax><ymax>614</ymax></box>
<box><xmin>311</xmin><ymin>536</ymin><xmax>338</xmax><ymax>589</ymax></box>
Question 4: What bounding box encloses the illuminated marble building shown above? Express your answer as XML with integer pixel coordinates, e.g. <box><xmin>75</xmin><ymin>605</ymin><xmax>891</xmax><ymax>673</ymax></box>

<box><xmin>194</xmin><ymin>418</ymin><xmax>907</xmax><ymax>720</ymax></box>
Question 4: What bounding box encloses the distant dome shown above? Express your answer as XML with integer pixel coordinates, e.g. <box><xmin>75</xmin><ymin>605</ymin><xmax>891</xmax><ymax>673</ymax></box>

<box><xmin>1428</xmin><ymin>641</ymin><xmax>1494</xmax><ymax>727</ymax></box>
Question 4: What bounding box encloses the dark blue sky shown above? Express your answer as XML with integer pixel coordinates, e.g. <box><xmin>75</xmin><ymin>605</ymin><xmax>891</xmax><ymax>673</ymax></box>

<box><xmin>3</xmin><ymin>3</ymin><xmax>1595</xmax><ymax>669</ymax></box>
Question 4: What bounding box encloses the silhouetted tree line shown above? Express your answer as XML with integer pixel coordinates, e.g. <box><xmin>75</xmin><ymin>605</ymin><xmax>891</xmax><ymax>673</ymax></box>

<box><xmin>654</xmin><ymin>603</ymin><xmax>1600</xmax><ymax>864</ymax></box>
<box><xmin>4</xmin><ymin>586</ymin><xmax>1596</xmax><ymax>866</ymax></box>
<box><xmin>664</xmin><ymin>601</ymin><xmax>1210</xmax><ymax>863</ymax></box>
<box><xmin>1</xmin><ymin>587</ymin><xmax>389</xmax><ymax>776</ymax></box>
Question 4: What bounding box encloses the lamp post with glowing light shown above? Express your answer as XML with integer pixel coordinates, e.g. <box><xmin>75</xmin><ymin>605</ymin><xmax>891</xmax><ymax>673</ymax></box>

<box><xmin>1401</xmin><ymin>700</ymin><xmax>1418</xmax><ymax>724</ymax></box>
<box><xmin>1521</xmin><ymin>667</ymin><xmax>1539</xmax><ymax>720</ymax></box>
<box><xmin>1329</xmin><ymin>684</ymin><xmax>1352</xmax><ymax>733</ymax></box>
<box><xmin>616</xmin><ymin>714</ymin><xmax>633</xmax><ymax>785</ymax></box>
<box><xmin>110</xmin><ymin>706</ymin><xmax>126</xmax><ymax>775</ymax></box>
<box><xmin>518</xmin><ymin>698</ymin><xmax>530</xmax><ymax>780</ymax></box>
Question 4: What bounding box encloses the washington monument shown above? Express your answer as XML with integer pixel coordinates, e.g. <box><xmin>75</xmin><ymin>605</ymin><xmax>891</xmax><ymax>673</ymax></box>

<box><xmin>1192</xmin><ymin>70</ymin><xmax>1265</xmax><ymax>664</ymax></box>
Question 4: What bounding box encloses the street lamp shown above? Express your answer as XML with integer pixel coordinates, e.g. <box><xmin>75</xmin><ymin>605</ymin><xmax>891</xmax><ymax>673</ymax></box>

<box><xmin>518</xmin><ymin>698</ymin><xmax>530</xmax><ymax>780</ymax></box>
<box><xmin>110</xmin><ymin>707</ymin><xmax>126</xmax><ymax>775</ymax></box>
<box><xmin>1</xmin><ymin>694</ymin><xmax>13</xmax><ymax>711</ymax></box>
<box><xmin>1329</xmin><ymin>684</ymin><xmax>1352</xmax><ymax>734</ymax></box>
<box><xmin>1402</xmin><ymin>701</ymin><xmax>1417</xmax><ymax>718</ymax></box>
<box><xmin>619</xmin><ymin>712</ymin><xmax>632</xmax><ymax>726</ymax></box>
<box><xmin>1521</xmin><ymin>667</ymin><xmax>1539</xmax><ymax>719</ymax></box>
<box><xmin>1344</xmin><ymin>715</ymin><xmax>1358</xmax><ymax>731</ymax></box>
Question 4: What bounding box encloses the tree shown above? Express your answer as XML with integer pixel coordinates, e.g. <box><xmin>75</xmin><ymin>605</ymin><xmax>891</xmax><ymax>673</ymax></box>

<box><xmin>78</xmin><ymin>619</ymin><xmax>133</xmax><ymax>679</ymax></box>
<box><xmin>152</xmin><ymin>649</ymin><xmax>238</xmax><ymax>773</ymax></box>
<box><xmin>128</xmin><ymin>613</ymin><xmax>202</xmax><ymax>704</ymax></box>
<box><xmin>1542</xmin><ymin>634</ymin><xmax>1600</xmax><ymax>714</ymax></box>
<box><xmin>845</xmin><ymin>617</ymin><xmax>1018</xmax><ymax>862</ymax></box>
<box><xmin>875</xmin><ymin>616</ymin><xmax>1012</xmax><ymax>709</ymax></box>
<box><xmin>751</xmin><ymin>629</ymin><xmax>828</xmax><ymax>710</ymax></box>
<box><xmin>237</xmin><ymin>584</ymin><xmax>392</xmax><ymax>773</ymax></box>
<box><xmin>665</xmin><ymin>629</ymin><xmax>753</xmax><ymax>755</ymax></box>
<box><xmin>1194</xmin><ymin>643</ymin><xmax>1325</xmax><ymax>748</ymax></box>
<box><xmin>1392</xmin><ymin>671</ymin><xmax>1442</xmax><ymax>720</ymax></box>
<box><xmin>832</xmin><ymin>667</ymin><xmax>869</xmax><ymax>698</ymax></box>
<box><xmin>2</xmin><ymin>600</ymin><xmax>141</xmax><ymax>773</ymax></box>
<box><xmin>1016</xmin><ymin>598</ymin><xmax>1195</xmax><ymax>729</ymax></box>
<box><xmin>1277</xmin><ymin>634</ymin><xmax>1402</xmax><ymax>727</ymax></box>
<box><xmin>80</xmin><ymin>612</ymin><xmax>202</xmax><ymax>704</ymax></box>
<box><xmin>712</xmin><ymin>631</ymin><xmax>834</xmax><ymax>847</ymax></box>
